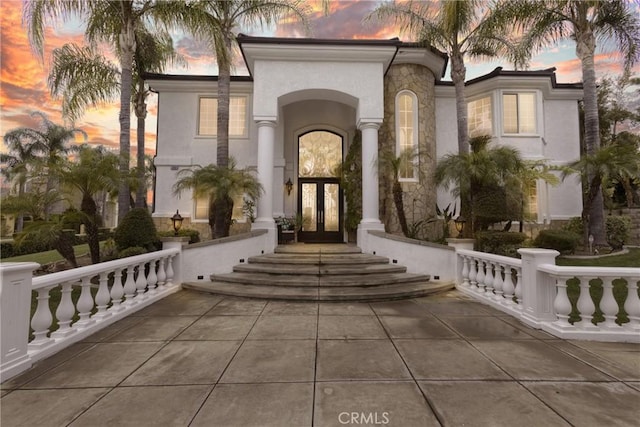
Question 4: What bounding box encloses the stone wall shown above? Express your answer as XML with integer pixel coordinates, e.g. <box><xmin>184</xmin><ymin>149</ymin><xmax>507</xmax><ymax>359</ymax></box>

<box><xmin>153</xmin><ymin>217</ymin><xmax>251</xmax><ymax>241</ymax></box>
<box><xmin>378</xmin><ymin>63</ymin><xmax>439</xmax><ymax>240</ymax></box>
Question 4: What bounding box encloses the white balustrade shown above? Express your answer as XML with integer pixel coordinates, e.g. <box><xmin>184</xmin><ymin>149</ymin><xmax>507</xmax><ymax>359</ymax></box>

<box><xmin>24</xmin><ymin>248</ymin><xmax>180</xmax><ymax>364</ymax></box>
<box><xmin>456</xmin><ymin>249</ymin><xmax>639</xmax><ymax>342</ymax></box>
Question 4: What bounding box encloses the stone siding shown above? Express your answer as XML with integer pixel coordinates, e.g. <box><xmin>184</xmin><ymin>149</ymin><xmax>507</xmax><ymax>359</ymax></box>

<box><xmin>379</xmin><ymin>63</ymin><xmax>439</xmax><ymax>240</ymax></box>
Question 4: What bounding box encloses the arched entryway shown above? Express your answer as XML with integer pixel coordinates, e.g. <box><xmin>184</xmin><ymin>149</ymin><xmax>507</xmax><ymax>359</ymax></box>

<box><xmin>297</xmin><ymin>130</ymin><xmax>343</xmax><ymax>243</ymax></box>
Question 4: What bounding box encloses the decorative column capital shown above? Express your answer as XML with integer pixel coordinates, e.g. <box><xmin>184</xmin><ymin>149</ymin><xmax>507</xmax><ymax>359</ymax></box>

<box><xmin>357</xmin><ymin>120</ymin><xmax>381</xmax><ymax>131</ymax></box>
<box><xmin>255</xmin><ymin>119</ymin><xmax>277</xmax><ymax>128</ymax></box>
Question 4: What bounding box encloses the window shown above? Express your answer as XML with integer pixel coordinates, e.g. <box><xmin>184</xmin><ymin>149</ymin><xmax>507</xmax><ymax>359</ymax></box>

<box><xmin>467</xmin><ymin>96</ymin><xmax>492</xmax><ymax>137</ymax></box>
<box><xmin>198</xmin><ymin>96</ymin><xmax>247</xmax><ymax>137</ymax></box>
<box><xmin>396</xmin><ymin>91</ymin><xmax>418</xmax><ymax>181</ymax></box>
<box><xmin>525</xmin><ymin>182</ymin><xmax>538</xmax><ymax>221</ymax></box>
<box><xmin>503</xmin><ymin>93</ymin><xmax>536</xmax><ymax>134</ymax></box>
<box><xmin>193</xmin><ymin>193</ymin><xmax>246</xmax><ymax>222</ymax></box>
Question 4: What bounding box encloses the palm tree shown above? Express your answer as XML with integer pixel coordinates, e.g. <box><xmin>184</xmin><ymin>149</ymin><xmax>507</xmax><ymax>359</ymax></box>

<box><xmin>562</xmin><ymin>143</ymin><xmax>640</xmax><ymax>245</ymax></box>
<box><xmin>492</xmin><ymin>0</ymin><xmax>640</xmax><ymax>244</ymax></box>
<box><xmin>59</xmin><ymin>145</ymin><xmax>120</xmax><ymax>264</ymax></box>
<box><xmin>2</xmin><ymin>111</ymin><xmax>84</xmax><ymax>226</ymax></box>
<box><xmin>367</xmin><ymin>0</ymin><xmax>516</xmax><ymax>233</ymax></box>
<box><xmin>378</xmin><ymin>148</ymin><xmax>422</xmax><ymax>237</ymax></box>
<box><xmin>48</xmin><ymin>29</ymin><xmax>182</xmax><ymax>209</ymax></box>
<box><xmin>183</xmin><ymin>0</ymin><xmax>309</xmax><ymax>232</ymax></box>
<box><xmin>1</xmin><ymin>133</ymin><xmax>39</xmax><ymax>232</ymax></box>
<box><xmin>173</xmin><ymin>158</ymin><xmax>263</xmax><ymax>238</ymax></box>
<box><xmin>24</xmin><ymin>0</ymin><xmax>192</xmax><ymax>223</ymax></box>
<box><xmin>435</xmin><ymin>135</ymin><xmax>526</xmax><ymax>233</ymax></box>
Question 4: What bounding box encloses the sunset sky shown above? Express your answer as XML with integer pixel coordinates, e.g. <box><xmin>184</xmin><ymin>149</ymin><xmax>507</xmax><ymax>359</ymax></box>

<box><xmin>1</xmin><ymin>0</ymin><xmax>638</xmax><ymax>158</ymax></box>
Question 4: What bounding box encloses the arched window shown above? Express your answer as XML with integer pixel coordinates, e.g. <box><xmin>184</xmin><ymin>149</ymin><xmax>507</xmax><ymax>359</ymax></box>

<box><xmin>396</xmin><ymin>91</ymin><xmax>418</xmax><ymax>181</ymax></box>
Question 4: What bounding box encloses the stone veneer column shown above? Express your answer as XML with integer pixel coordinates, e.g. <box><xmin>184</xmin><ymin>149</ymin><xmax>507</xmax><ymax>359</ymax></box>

<box><xmin>358</xmin><ymin>122</ymin><xmax>385</xmax><ymax>250</ymax></box>
<box><xmin>253</xmin><ymin>120</ymin><xmax>276</xmax><ymax>230</ymax></box>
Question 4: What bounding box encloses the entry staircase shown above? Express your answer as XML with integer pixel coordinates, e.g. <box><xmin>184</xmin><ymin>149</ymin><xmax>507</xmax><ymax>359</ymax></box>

<box><xmin>183</xmin><ymin>244</ymin><xmax>453</xmax><ymax>301</ymax></box>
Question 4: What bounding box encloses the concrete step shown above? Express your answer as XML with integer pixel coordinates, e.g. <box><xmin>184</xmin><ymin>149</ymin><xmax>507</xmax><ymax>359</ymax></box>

<box><xmin>233</xmin><ymin>263</ymin><xmax>407</xmax><ymax>275</ymax></box>
<box><xmin>247</xmin><ymin>253</ymin><xmax>390</xmax><ymax>266</ymax></box>
<box><xmin>210</xmin><ymin>272</ymin><xmax>430</xmax><ymax>288</ymax></box>
<box><xmin>183</xmin><ymin>280</ymin><xmax>454</xmax><ymax>302</ymax></box>
<box><xmin>274</xmin><ymin>244</ymin><xmax>362</xmax><ymax>254</ymax></box>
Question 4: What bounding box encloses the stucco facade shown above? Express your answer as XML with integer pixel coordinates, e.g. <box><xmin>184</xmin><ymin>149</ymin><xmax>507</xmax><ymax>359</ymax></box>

<box><xmin>147</xmin><ymin>36</ymin><xmax>583</xmax><ymax>247</ymax></box>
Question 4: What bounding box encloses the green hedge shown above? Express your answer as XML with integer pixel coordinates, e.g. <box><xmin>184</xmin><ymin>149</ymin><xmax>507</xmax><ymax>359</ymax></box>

<box><xmin>114</xmin><ymin>208</ymin><xmax>158</xmax><ymax>251</ymax></box>
<box><xmin>533</xmin><ymin>229</ymin><xmax>580</xmax><ymax>254</ymax></box>
<box><xmin>476</xmin><ymin>231</ymin><xmax>527</xmax><ymax>257</ymax></box>
<box><xmin>606</xmin><ymin>216</ymin><xmax>631</xmax><ymax>250</ymax></box>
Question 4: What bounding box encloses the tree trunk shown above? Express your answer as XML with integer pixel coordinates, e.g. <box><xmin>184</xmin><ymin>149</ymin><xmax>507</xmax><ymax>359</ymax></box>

<box><xmin>81</xmin><ymin>194</ymin><xmax>101</xmax><ymax>264</ymax></box>
<box><xmin>577</xmin><ymin>32</ymin><xmax>606</xmax><ymax>245</ymax></box>
<box><xmin>15</xmin><ymin>183</ymin><xmax>25</xmax><ymax>232</ymax></box>
<box><xmin>392</xmin><ymin>180</ymin><xmax>409</xmax><ymax>236</ymax></box>
<box><xmin>54</xmin><ymin>229</ymin><xmax>77</xmax><ymax>268</ymax></box>
<box><xmin>117</xmin><ymin>19</ymin><xmax>136</xmax><ymax>225</ymax></box>
<box><xmin>210</xmin><ymin>195</ymin><xmax>233</xmax><ymax>239</ymax></box>
<box><xmin>451</xmin><ymin>51</ymin><xmax>472</xmax><ymax>236</ymax></box>
<box><xmin>135</xmin><ymin>83</ymin><xmax>147</xmax><ymax>208</ymax></box>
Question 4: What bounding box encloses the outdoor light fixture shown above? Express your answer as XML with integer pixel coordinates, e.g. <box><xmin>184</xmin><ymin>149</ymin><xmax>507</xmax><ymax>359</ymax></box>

<box><xmin>454</xmin><ymin>216</ymin><xmax>466</xmax><ymax>238</ymax></box>
<box><xmin>285</xmin><ymin>178</ymin><xmax>293</xmax><ymax>196</ymax></box>
<box><xmin>171</xmin><ymin>210</ymin><xmax>184</xmax><ymax>236</ymax></box>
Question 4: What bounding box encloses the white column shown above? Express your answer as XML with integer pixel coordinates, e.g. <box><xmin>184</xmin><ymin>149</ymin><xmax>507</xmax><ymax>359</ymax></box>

<box><xmin>254</xmin><ymin>121</ymin><xmax>276</xmax><ymax>225</ymax></box>
<box><xmin>357</xmin><ymin>122</ymin><xmax>384</xmax><ymax>251</ymax></box>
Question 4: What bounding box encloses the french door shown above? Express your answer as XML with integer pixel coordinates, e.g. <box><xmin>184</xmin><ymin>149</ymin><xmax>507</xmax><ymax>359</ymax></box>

<box><xmin>297</xmin><ymin>178</ymin><xmax>343</xmax><ymax>243</ymax></box>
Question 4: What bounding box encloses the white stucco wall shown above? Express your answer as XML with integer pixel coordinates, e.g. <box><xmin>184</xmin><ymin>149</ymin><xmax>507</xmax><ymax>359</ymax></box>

<box><xmin>434</xmin><ymin>85</ymin><xmax>583</xmax><ymax>222</ymax></box>
<box><xmin>153</xmin><ymin>85</ymin><xmax>258</xmax><ymax>219</ymax></box>
<box><xmin>252</xmin><ymin>61</ymin><xmax>384</xmax><ymax>123</ymax></box>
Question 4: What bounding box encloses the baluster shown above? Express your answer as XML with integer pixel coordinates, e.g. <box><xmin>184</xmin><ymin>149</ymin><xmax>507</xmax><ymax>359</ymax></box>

<box><xmin>484</xmin><ymin>261</ymin><xmax>494</xmax><ymax>295</ymax></box>
<box><xmin>147</xmin><ymin>260</ymin><xmax>158</xmax><ymax>292</ymax></box>
<box><xmin>76</xmin><ymin>275</ymin><xmax>95</xmax><ymax>326</ymax></box>
<box><xmin>135</xmin><ymin>262</ymin><xmax>148</xmax><ymax>297</ymax></box>
<box><xmin>94</xmin><ymin>271</ymin><xmax>111</xmax><ymax>318</ymax></box>
<box><xmin>31</xmin><ymin>286</ymin><xmax>55</xmax><ymax>346</ymax></box>
<box><xmin>52</xmin><ymin>282</ymin><xmax>75</xmax><ymax>337</ymax></box>
<box><xmin>553</xmin><ymin>276</ymin><xmax>573</xmax><ymax>328</ymax></box>
<box><xmin>599</xmin><ymin>277</ymin><xmax>619</xmax><ymax>328</ymax></box>
<box><xmin>110</xmin><ymin>268</ymin><xmax>125</xmax><ymax>310</ymax></box>
<box><xmin>156</xmin><ymin>257</ymin><xmax>167</xmax><ymax>288</ymax></box>
<box><xmin>493</xmin><ymin>263</ymin><xmax>504</xmax><ymax>301</ymax></box>
<box><xmin>502</xmin><ymin>265</ymin><xmax>515</xmax><ymax>304</ymax></box>
<box><xmin>476</xmin><ymin>260</ymin><xmax>486</xmax><ymax>293</ymax></box>
<box><xmin>123</xmin><ymin>265</ymin><xmax>137</xmax><ymax>302</ymax></box>
<box><xmin>165</xmin><ymin>255</ymin><xmax>175</xmax><ymax>285</ymax></box>
<box><xmin>576</xmin><ymin>277</ymin><xmax>597</xmax><ymax>329</ymax></box>
<box><xmin>624</xmin><ymin>277</ymin><xmax>640</xmax><ymax>331</ymax></box>
<box><xmin>514</xmin><ymin>268</ymin><xmax>523</xmax><ymax>309</ymax></box>
<box><xmin>460</xmin><ymin>255</ymin><xmax>470</xmax><ymax>287</ymax></box>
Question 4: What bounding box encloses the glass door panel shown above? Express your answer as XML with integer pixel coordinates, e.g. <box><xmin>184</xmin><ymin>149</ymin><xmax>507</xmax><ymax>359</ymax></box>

<box><xmin>324</xmin><ymin>183</ymin><xmax>339</xmax><ymax>232</ymax></box>
<box><xmin>301</xmin><ymin>183</ymin><xmax>317</xmax><ymax>232</ymax></box>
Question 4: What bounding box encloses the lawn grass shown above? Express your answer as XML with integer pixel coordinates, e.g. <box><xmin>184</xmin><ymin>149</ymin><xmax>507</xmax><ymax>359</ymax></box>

<box><xmin>557</xmin><ymin>248</ymin><xmax>640</xmax><ymax>268</ymax></box>
<box><xmin>1</xmin><ymin>242</ymin><xmax>103</xmax><ymax>264</ymax></box>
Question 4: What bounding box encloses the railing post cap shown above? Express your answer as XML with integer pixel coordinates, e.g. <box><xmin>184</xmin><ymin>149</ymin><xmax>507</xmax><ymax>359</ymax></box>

<box><xmin>517</xmin><ymin>248</ymin><xmax>560</xmax><ymax>257</ymax></box>
<box><xmin>0</xmin><ymin>262</ymin><xmax>41</xmax><ymax>272</ymax></box>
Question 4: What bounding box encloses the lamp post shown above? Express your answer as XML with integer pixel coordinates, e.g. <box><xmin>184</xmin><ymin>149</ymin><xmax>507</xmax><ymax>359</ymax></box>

<box><xmin>171</xmin><ymin>210</ymin><xmax>183</xmax><ymax>236</ymax></box>
<box><xmin>588</xmin><ymin>234</ymin><xmax>594</xmax><ymax>255</ymax></box>
<box><xmin>454</xmin><ymin>216</ymin><xmax>466</xmax><ymax>238</ymax></box>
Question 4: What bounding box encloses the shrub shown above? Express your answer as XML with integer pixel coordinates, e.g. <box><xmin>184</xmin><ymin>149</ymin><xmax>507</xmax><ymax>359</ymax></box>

<box><xmin>101</xmin><ymin>238</ymin><xmax>118</xmax><ymax>262</ymax></box>
<box><xmin>476</xmin><ymin>231</ymin><xmax>527</xmax><ymax>257</ymax></box>
<box><xmin>1</xmin><ymin>242</ymin><xmax>14</xmax><ymax>258</ymax></box>
<box><xmin>563</xmin><ymin>217</ymin><xmax>584</xmax><ymax>237</ymax></box>
<box><xmin>606</xmin><ymin>216</ymin><xmax>631</xmax><ymax>251</ymax></box>
<box><xmin>157</xmin><ymin>228</ymin><xmax>200</xmax><ymax>244</ymax></box>
<box><xmin>533</xmin><ymin>229</ymin><xmax>580</xmax><ymax>254</ymax></box>
<box><xmin>117</xmin><ymin>246</ymin><xmax>147</xmax><ymax>259</ymax></box>
<box><xmin>114</xmin><ymin>208</ymin><xmax>158</xmax><ymax>251</ymax></box>
<box><xmin>61</xmin><ymin>207</ymin><xmax>84</xmax><ymax>233</ymax></box>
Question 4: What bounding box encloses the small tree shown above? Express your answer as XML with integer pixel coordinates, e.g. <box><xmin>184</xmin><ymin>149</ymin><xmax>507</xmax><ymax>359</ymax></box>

<box><xmin>173</xmin><ymin>158</ymin><xmax>263</xmax><ymax>238</ymax></box>
<box><xmin>114</xmin><ymin>208</ymin><xmax>158</xmax><ymax>251</ymax></box>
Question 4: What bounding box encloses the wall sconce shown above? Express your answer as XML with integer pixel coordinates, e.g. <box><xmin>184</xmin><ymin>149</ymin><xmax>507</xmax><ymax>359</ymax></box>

<box><xmin>454</xmin><ymin>216</ymin><xmax>466</xmax><ymax>238</ymax></box>
<box><xmin>285</xmin><ymin>178</ymin><xmax>293</xmax><ymax>196</ymax></box>
<box><xmin>171</xmin><ymin>210</ymin><xmax>184</xmax><ymax>236</ymax></box>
